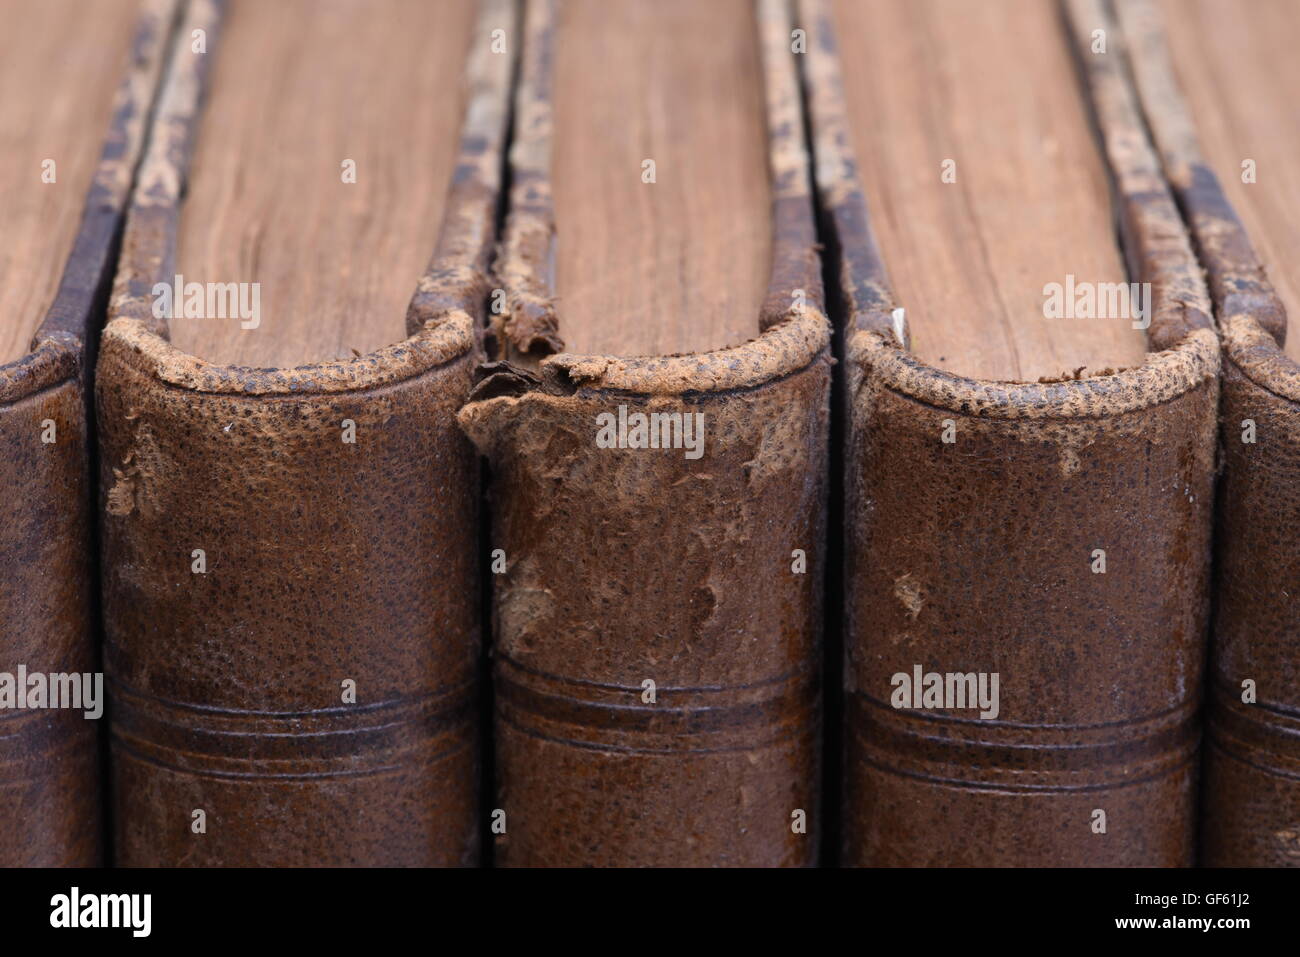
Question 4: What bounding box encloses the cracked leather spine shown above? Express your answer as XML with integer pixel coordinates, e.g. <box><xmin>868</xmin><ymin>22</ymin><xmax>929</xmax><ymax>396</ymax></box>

<box><xmin>457</xmin><ymin>0</ymin><xmax>830</xmax><ymax>867</ymax></box>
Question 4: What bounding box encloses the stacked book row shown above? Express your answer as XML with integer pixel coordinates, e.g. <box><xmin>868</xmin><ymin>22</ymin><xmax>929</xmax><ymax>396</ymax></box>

<box><xmin>1</xmin><ymin>0</ymin><xmax>1296</xmax><ymax>867</ymax></box>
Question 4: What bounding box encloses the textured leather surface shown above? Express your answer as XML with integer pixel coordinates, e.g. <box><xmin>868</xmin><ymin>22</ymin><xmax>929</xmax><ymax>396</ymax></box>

<box><xmin>97</xmin><ymin>0</ymin><xmax>513</xmax><ymax>866</ymax></box>
<box><xmin>1208</xmin><ymin>323</ymin><xmax>1300</xmax><ymax>865</ymax></box>
<box><xmin>0</xmin><ymin>373</ymin><xmax>100</xmax><ymax>867</ymax></box>
<box><xmin>1204</xmin><ymin>323</ymin><xmax>1300</xmax><ymax>869</ymax></box>
<box><xmin>802</xmin><ymin>0</ymin><xmax>1218</xmax><ymax>865</ymax></box>
<box><xmin>461</xmin><ymin>356</ymin><xmax>829</xmax><ymax>867</ymax></box>
<box><xmin>0</xmin><ymin>0</ymin><xmax>176</xmax><ymax>867</ymax></box>
<box><xmin>98</xmin><ymin>335</ymin><xmax>481</xmax><ymax>866</ymax></box>
<box><xmin>1115</xmin><ymin>0</ymin><xmax>1300</xmax><ymax>867</ymax></box>
<box><xmin>459</xmin><ymin>0</ymin><xmax>830</xmax><ymax>866</ymax></box>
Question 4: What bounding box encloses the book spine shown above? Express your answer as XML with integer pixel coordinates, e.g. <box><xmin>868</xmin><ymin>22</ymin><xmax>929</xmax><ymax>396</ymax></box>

<box><xmin>96</xmin><ymin>0</ymin><xmax>512</xmax><ymax>866</ymax></box>
<box><xmin>1206</xmin><ymin>343</ymin><xmax>1300</xmax><ymax>865</ymax></box>
<box><xmin>839</xmin><ymin>354</ymin><xmax>1214</xmax><ymax>866</ymax></box>
<box><xmin>97</xmin><ymin>337</ymin><xmax>482</xmax><ymax>866</ymax></box>
<box><xmin>801</xmin><ymin>0</ymin><xmax>1218</xmax><ymax>865</ymax></box>
<box><xmin>458</xmin><ymin>0</ymin><xmax>829</xmax><ymax>866</ymax></box>
<box><xmin>1111</xmin><ymin>0</ymin><xmax>1300</xmax><ymax>869</ymax></box>
<box><xmin>0</xmin><ymin>366</ymin><xmax>99</xmax><ymax>867</ymax></box>
<box><xmin>1110</xmin><ymin>0</ymin><xmax>1300</xmax><ymax>868</ymax></box>
<box><xmin>0</xmin><ymin>0</ymin><xmax>178</xmax><ymax>867</ymax></box>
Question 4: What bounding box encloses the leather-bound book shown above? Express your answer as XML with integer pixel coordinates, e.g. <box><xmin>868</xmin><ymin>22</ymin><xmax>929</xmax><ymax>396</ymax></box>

<box><xmin>98</xmin><ymin>0</ymin><xmax>514</xmax><ymax>866</ymax></box>
<box><xmin>0</xmin><ymin>0</ymin><xmax>175</xmax><ymax>867</ymax></box>
<box><xmin>457</xmin><ymin>0</ymin><xmax>830</xmax><ymax>866</ymax></box>
<box><xmin>801</xmin><ymin>0</ymin><xmax>1218</xmax><ymax>865</ymax></box>
<box><xmin>1117</xmin><ymin>0</ymin><xmax>1300</xmax><ymax>867</ymax></box>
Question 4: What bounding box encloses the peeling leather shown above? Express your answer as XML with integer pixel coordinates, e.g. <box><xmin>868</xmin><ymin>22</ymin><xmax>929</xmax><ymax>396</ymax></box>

<box><xmin>459</xmin><ymin>0</ymin><xmax>830</xmax><ymax>866</ymax></box>
<box><xmin>803</xmin><ymin>0</ymin><xmax>1218</xmax><ymax>865</ymax></box>
<box><xmin>97</xmin><ymin>0</ymin><xmax>514</xmax><ymax>866</ymax></box>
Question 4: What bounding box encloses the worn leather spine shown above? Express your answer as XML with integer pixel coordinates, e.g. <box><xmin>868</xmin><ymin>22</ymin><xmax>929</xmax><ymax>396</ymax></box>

<box><xmin>1116</xmin><ymin>0</ymin><xmax>1300</xmax><ymax>867</ymax></box>
<box><xmin>801</xmin><ymin>0</ymin><xmax>1219</xmax><ymax>866</ymax></box>
<box><xmin>458</xmin><ymin>0</ymin><xmax>830</xmax><ymax>867</ymax></box>
<box><xmin>98</xmin><ymin>0</ymin><xmax>515</xmax><ymax>866</ymax></box>
<box><xmin>0</xmin><ymin>0</ymin><xmax>176</xmax><ymax>868</ymax></box>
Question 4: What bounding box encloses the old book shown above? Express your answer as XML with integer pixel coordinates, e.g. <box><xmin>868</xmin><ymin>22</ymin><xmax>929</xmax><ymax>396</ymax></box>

<box><xmin>801</xmin><ymin>0</ymin><xmax>1218</xmax><ymax>865</ymax></box>
<box><xmin>0</xmin><ymin>0</ymin><xmax>175</xmax><ymax>867</ymax></box>
<box><xmin>457</xmin><ymin>0</ymin><xmax>830</xmax><ymax>866</ymax></box>
<box><xmin>97</xmin><ymin>0</ymin><xmax>514</xmax><ymax>866</ymax></box>
<box><xmin>1117</xmin><ymin>0</ymin><xmax>1300</xmax><ymax>867</ymax></box>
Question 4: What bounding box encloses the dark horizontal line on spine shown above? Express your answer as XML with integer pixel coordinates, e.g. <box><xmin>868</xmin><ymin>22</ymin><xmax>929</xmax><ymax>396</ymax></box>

<box><xmin>850</xmin><ymin>749</ymin><xmax>1196</xmax><ymax>795</ymax></box>
<box><xmin>108</xmin><ymin>676</ymin><xmax>476</xmax><ymax>720</ymax></box>
<box><xmin>852</xmin><ymin>690</ymin><xmax>1196</xmax><ymax>733</ymax></box>
<box><xmin>496</xmin><ymin>707</ymin><xmax>806</xmax><ymax>756</ymax></box>
<box><xmin>110</xmin><ymin>731</ymin><xmax>473</xmax><ymax>782</ymax></box>
<box><xmin>496</xmin><ymin>653</ymin><xmax>811</xmax><ymax>695</ymax></box>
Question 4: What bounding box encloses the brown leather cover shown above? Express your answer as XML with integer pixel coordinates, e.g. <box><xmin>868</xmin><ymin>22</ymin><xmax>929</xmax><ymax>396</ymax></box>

<box><xmin>1117</xmin><ymin>0</ymin><xmax>1300</xmax><ymax>867</ymax></box>
<box><xmin>97</xmin><ymin>0</ymin><xmax>514</xmax><ymax>866</ymax></box>
<box><xmin>0</xmin><ymin>0</ymin><xmax>175</xmax><ymax>868</ymax></box>
<box><xmin>457</xmin><ymin>0</ymin><xmax>830</xmax><ymax>867</ymax></box>
<box><xmin>802</xmin><ymin>0</ymin><xmax>1219</xmax><ymax>866</ymax></box>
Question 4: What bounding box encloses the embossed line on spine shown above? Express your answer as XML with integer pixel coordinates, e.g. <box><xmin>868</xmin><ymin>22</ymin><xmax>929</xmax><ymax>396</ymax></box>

<box><xmin>1206</xmin><ymin>679</ymin><xmax>1300</xmax><ymax>780</ymax></box>
<box><xmin>847</xmin><ymin>693</ymin><xmax>1197</xmax><ymax>791</ymax></box>
<box><xmin>109</xmin><ymin>680</ymin><xmax>475</xmax><ymax>780</ymax></box>
<box><xmin>496</xmin><ymin>654</ymin><xmax>819</xmax><ymax>754</ymax></box>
